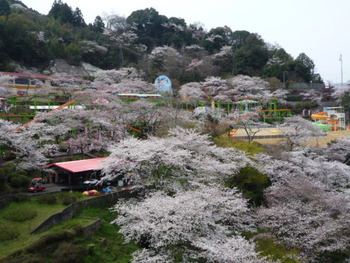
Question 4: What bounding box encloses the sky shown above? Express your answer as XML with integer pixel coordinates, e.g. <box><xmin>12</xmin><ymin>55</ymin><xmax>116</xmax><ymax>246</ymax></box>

<box><xmin>23</xmin><ymin>0</ymin><xmax>350</xmax><ymax>84</ymax></box>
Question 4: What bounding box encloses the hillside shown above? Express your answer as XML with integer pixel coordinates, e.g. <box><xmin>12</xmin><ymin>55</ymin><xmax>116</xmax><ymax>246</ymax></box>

<box><xmin>0</xmin><ymin>0</ymin><xmax>322</xmax><ymax>86</ymax></box>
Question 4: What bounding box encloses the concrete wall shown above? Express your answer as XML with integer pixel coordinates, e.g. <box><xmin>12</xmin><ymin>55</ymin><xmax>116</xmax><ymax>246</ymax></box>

<box><xmin>82</xmin><ymin>217</ymin><xmax>101</xmax><ymax>236</ymax></box>
<box><xmin>31</xmin><ymin>188</ymin><xmax>140</xmax><ymax>234</ymax></box>
<box><xmin>0</xmin><ymin>195</ymin><xmax>13</xmax><ymax>210</ymax></box>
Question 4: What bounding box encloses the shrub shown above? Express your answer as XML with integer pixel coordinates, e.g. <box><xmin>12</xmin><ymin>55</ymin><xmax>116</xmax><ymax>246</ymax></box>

<box><xmin>3</xmin><ymin>253</ymin><xmax>46</xmax><ymax>263</ymax></box>
<box><xmin>3</xmin><ymin>162</ymin><xmax>15</xmax><ymax>173</ymax></box>
<box><xmin>37</xmin><ymin>195</ymin><xmax>57</xmax><ymax>205</ymax></box>
<box><xmin>0</xmin><ymin>225</ymin><xmax>20</xmax><ymax>241</ymax></box>
<box><xmin>60</xmin><ymin>194</ymin><xmax>77</xmax><ymax>205</ymax></box>
<box><xmin>226</xmin><ymin>166</ymin><xmax>271</xmax><ymax>206</ymax></box>
<box><xmin>26</xmin><ymin>231</ymin><xmax>76</xmax><ymax>253</ymax></box>
<box><xmin>3</xmin><ymin>208</ymin><xmax>37</xmax><ymax>222</ymax></box>
<box><xmin>12</xmin><ymin>194</ymin><xmax>30</xmax><ymax>202</ymax></box>
<box><xmin>9</xmin><ymin>174</ymin><xmax>30</xmax><ymax>189</ymax></box>
<box><xmin>53</xmin><ymin>242</ymin><xmax>87</xmax><ymax>263</ymax></box>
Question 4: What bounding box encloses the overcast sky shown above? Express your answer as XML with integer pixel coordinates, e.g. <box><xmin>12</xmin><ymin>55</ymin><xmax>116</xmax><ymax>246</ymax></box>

<box><xmin>23</xmin><ymin>0</ymin><xmax>350</xmax><ymax>84</ymax></box>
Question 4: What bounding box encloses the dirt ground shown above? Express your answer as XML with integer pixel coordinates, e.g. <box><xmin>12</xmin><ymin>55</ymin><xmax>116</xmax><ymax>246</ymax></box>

<box><xmin>230</xmin><ymin>128</ymin><xmax>350</xmax><ymax>147</ymax></box>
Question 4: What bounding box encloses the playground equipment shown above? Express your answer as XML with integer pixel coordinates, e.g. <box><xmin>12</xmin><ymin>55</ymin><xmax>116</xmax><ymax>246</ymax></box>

<box><xmin>217</xmin><ymin>98</ymin><xmax>291</xmax><ymax>128</ymax></box>
<box><xmin>311</xmin><ymin>107</ymin><xmax>345</xmax><ymax>131</ymax></box>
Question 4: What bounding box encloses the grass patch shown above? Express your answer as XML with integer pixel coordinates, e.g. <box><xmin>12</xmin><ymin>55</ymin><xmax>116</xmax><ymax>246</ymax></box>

<box><xmin>76</xmin><ymin>206</ymin><xmax>139</xmax><ymax>263</ymax></box>
<box><xmin>3</xmin><ymin>207</ymin><xmax>38</xmax><ymax>222</ymax></box>
<box><xmin>0</xmin><ymin>193</ymin><xmax>136</xmax><ymax>262</ymax></box>
<box><xmin>0</xmin><ymin>197</ymin><xmax>66</xmax><ymax>258</ymax></box>
<box><xmin>255</xmin><ymin>236</ymin><xmax>301</xmax><ymax>263</ymax></box>
<box><xmin>244</xmin><ymin>231</ymin><xmax>302</xmax><ymax>263</ymax></box>
<box><xmin>0</xmin><ymin>225</ymin><xmax>20</xmax><ymax>242</ymax></box>
<box><xmin>37</xmin><ymin>195</ymin><xmax>58</xmax><ymax>205</ymax></box>
<box><xmin>214</xmin><ymin>137</ymin><xmax>265</xmax><ymax>155</ymax></box>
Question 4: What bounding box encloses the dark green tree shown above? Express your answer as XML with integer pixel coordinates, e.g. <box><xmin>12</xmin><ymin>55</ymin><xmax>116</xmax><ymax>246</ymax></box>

<box><xmin>72</xmin><ymin>7</ymin><xmax>85</xmax><ymax>27</ymax></box>
<box><xmin>233</xmin><ymin>33</ymin><xmax>269</xmax><ymax>76</ymax></box>
<box><xmin>202</xmin><ymin>26</ymin><xmax>233</xmax><ymax>53</ymax></box>
<box><xmin>126</xmin><ymin>8</ymin><xmax>168</xmax><ymax>49</ymax></box>
<box><xmin>292</xmin><ymin>52</ymin><xmax>315</xmax><ymax>82</ymax></box>
<box><xmin>90</xmin><ymin>15</ymin><xmax>105</xmax><ymax>33</ymax></box>
<box><xmin>231</xmin><ymin>30</ymin><xmax>251</xmax><ymax>49</ymax></box>
<box><xmin>162</xmin><ymin>17</ymin><xmax>191</xmax><ymax>48</ymax></box>
<box><xmin>3</xmin><ymin>13</ymin><xmax>50</xmax><ymax>66</ymax></box>
<box><xmin>0</xmin><ymin>0</ymin><xmax>10</xmax><ymax>16</ymax></box>
<box><xmin>263</xmin><ymin>47</ymin><xmax>294</xmax><ymax>82</ymax></box>
<box><xmin>48</xmin><ymin>0</ymin><xmax>74</xmax><ymax>25</ymax></box>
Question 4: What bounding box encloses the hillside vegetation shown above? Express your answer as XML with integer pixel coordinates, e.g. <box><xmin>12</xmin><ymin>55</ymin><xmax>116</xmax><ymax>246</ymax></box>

<box><xmin>0</xmin><ymin>0</ymin><xmax>321</xmax><ymax>86</ymax></box>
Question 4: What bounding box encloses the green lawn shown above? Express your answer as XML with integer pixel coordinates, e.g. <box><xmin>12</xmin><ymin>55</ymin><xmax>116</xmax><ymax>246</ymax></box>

<box><xmin>0</xmin><ymin>193</ymin><xmax>91</xmax><ymax>259</ymax></box>
<box><xmin>76</xmin><ymin>207</ymin><xmax>138</xmax><ymax>263</ymax></box>
<box><xmin>0</xmin><ymin>194</ymin><xmax>138</xmax><ymax>263</ymax></box>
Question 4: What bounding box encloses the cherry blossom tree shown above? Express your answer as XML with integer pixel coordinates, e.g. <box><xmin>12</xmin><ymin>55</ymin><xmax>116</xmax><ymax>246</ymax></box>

<box><xmin>102</xmin><ymin>127</ymin><xmax>250</xmax><ymax>189</ymax></box>
<box><xmin>278</xmin><ymin>116</ymin><xmax>323</xmax><ymax>151</ymax></box>
<box><xmin>179</xmin><ymin>75</ymin><xmax>287</xmax><ymax>101</ymax></box>
<box><xmin>104</xmin><ymin>127</ymin><xmax>271</xmax><ymax>262</ymax></box>
<box><xmin>320</xmin><ymin>138</ymin><xmax>350</xmax><ymax>164</ymax></box>
<box><xmin>179</xmin><ymin>82</ymin><xmax>206</xmax><ymax>100</ymax></box>
<box><xmin>112</xmin><ymin>185</ymin><xmax>267</xmax><ymax>263</ymax></box>
<box><xmin>146</xmin><ymin>46</ymin><xmax>185</xmax><ymax>77</ymax></box>
<box><xmin>232</xmin><ymin>113</ymin><xmax>262</xmax><ymax>143</ymax></box>
<box><xmin>90</xmin><ymin>68</ymin><xmax>145</xmax><ymax>92</ymax></box>
<box><xmin>211</xmin><ymin>45</ymin><xmax>234</xmax><ymax>73</ymax></box>
<box><xmin>224</xmin><ymin>75</ymin><xmax>272</xmax><ymax>99</ymax></box>
<box><xmin>254</xmin><ymin>150</ymin><xmax>350</xmax><ymax>259</ymax></box>
<box><xmin>0</xmin><ymin>75</ymin><xmax>15</xmax><ymax>98</ymax></box>
<box><xmin>0</xmin><ymin>119</ymin><xmax>59</xmax><ymax>170</ymax></box>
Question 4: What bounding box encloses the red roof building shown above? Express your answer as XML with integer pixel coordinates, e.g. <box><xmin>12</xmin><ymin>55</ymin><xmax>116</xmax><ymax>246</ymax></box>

<box><xmin>47</xmin><ymin>157</ymin><xmax>108</xmax><ymax>185</ymax></box>
<box><xmin>48</xmin><ymin>157</ymin><xmax>108</xmax><ymax>173</ymax></box>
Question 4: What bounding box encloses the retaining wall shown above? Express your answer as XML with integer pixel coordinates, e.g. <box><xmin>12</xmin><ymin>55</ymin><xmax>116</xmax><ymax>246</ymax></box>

<box><xmin>81</xmin><ymin>217</ymin><xmax>101</xmax><ymax>236</ymax></box>
<box><xmin>0</xmin><ymin>195</ymin><xmax>13</xmax><ymax>210</ymax></box>
<box><xmin>31</xmin><ymin>188</ymin><xmax>140</xmax><ymax>234</ymax></box>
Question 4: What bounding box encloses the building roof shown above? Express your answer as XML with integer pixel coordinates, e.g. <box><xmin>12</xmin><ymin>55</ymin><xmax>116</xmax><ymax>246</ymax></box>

<box><xmin>48</xmin><ymin>157</ymin><xmax>108</xmax><ymax>173</ymax></box>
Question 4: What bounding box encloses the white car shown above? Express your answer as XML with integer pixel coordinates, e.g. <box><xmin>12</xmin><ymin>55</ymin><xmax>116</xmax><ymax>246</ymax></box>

<box><xmin>83</xmin><ymin>179</ymin><xmax>99</xmax><ymax>185</ymax></box>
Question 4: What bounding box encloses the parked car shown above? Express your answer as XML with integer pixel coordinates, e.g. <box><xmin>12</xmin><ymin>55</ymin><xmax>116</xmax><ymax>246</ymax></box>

<box><xmin>83</xmin><ymin>179</ymin><xmax>99</xmax><ymax>186</ymax></box>
<box><xmin>28</xmin><ymin>178</ymin><xmax>45</xmax><ymax>192</ymax></box>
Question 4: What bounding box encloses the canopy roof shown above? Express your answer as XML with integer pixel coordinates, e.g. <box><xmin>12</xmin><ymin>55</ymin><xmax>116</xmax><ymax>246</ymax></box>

<box><xmin>48</xmin><ymin>157</ymin><xmax>108</xmax><ymax>173</ymax></box>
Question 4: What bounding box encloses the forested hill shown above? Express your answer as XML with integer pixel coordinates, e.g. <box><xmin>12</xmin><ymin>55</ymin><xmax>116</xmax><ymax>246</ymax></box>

<box><xmin>0</xmin><ymin>0</ymin><xmax>320</xmax><ymax>85</ymax></box>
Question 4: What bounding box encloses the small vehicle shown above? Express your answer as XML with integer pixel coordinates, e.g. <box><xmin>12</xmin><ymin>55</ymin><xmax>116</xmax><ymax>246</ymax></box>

<box><xmin>28</xmin><ymin>178</ymin><xmax>45</xmax><ymax>192</ymax></box>
<box><xmin>83</xmin><ymin>179</ymin><xmax>99</xmax><ymax>185</ymax></box>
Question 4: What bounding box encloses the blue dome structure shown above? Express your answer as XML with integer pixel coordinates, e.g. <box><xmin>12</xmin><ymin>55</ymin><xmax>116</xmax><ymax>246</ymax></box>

<box><xmin>154</xmin><ymin>75</ymin><xmax>172</xmax><ymax>96</ymax></box>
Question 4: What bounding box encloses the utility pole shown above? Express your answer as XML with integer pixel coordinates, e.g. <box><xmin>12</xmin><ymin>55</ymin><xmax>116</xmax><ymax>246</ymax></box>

<box><xmin>340</xmin><ymin>54</ymin><xmax>343</xmax><ymax>86</ymax></box>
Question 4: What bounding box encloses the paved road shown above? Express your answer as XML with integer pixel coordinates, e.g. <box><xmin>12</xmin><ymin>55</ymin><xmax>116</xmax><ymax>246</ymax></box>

<box><xmin>26</xmin><ymin>184</ymin><xmax>64</xmax><ymax>196</ymax></box>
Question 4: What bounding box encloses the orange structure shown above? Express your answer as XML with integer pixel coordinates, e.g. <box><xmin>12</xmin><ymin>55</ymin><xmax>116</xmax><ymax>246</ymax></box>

<box><xmin>311</xmin><ymin>107</ymin><xmax>345</xmax><ymax>131</ymax></box>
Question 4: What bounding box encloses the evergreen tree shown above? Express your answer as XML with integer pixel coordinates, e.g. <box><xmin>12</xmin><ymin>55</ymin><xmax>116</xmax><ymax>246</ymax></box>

<box><xmin>90</xmin><ymin>15</ymin><xmax>104</xmax><ymax>33</ymax></box>
<box><xmin>72</xmin><ymin>7</ymin><xmax>85</xmax><ymax>27</ymax></box>
<box><xmin>48</xmin><ymin>0</ymin><xmax>74</xmax><ymax>25</ymax></box>
<box><xmin>0</xmin><ymin>0</ymin><xmax>10</xmax><ymax>16</ymax></box>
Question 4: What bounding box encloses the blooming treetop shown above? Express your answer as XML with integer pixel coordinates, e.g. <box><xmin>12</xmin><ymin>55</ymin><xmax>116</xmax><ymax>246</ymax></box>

<box><xmin>0</xmin><ymin>119</ymin><xmax>58</xmax><ymax>169</ymax></box>
<box><xmin>102</xmin><ymin>127</ymin><xmax>250</xmax><ymax>189</ymax></box>
<box><xmin>254</xmin><ymin>150</ymin><xmax>350</xmax><ymax>257</ymax></box>
<box><xmin>112</xmin><ymin>185</ymin><xmax>267</xmax><ymax>263</ymax></box>
<box><xmin>179</xmin><ymin>75</ymin><xmax>286</xmax><ymax>101</ymax></box>
<box><xmin>278</xmin><ymin>116</ymin><xmax>323</xmax><ymax>151</ymax></box>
